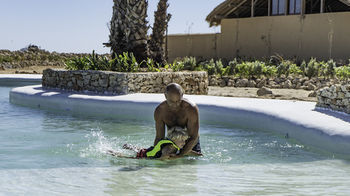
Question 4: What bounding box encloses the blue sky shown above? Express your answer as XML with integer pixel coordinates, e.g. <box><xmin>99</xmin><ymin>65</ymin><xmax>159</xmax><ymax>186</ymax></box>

<box><xmin>0</xmin><ymin>0</ymin><xmax>223</xmax><ymax>53</ymax></box>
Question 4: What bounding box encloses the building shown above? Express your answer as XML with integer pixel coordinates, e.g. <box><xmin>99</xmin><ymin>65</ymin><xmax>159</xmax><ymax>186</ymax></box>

<box><xmin>168</xmin><ymin>0</ymin><xmax>350</xmax><ymax>62</ymax></box>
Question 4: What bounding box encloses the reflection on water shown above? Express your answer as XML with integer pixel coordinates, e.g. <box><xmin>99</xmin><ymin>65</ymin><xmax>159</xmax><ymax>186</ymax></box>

<box><xmin>1</xmin><ymin>84</ymin><xmax>350</xmax><ymax>195</ymax></box>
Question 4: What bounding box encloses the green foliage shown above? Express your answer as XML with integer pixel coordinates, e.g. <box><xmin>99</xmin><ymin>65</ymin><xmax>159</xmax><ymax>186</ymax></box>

<box><xmin>222</xmin><ymin>59</ymin><xmax>237</xmax><ymax>76</ymax></box>
<box><xmin>110</xmin><ymin>52</ymin><xmax>140</xmax><ymax>72</ymax></box>
<box><xmin>169</xmin><ymin>61</ymin><xmax>185</xmax><ymax>72</ymax></box>
<box><xmin>183</xmin><ymin>56</ymin><xmax>197</xmax><ymax>71</ymax></box>
<box><xmin>319</xmin><ymin>59</ymin><xmax>336</xmax><ymax>78</ymax></box>
<box><xmin>0</xmin><ymin>56</ymin><xmax>12</xmax><ymax>63</ymax></box>
<box><xmin>335</xmin><ymin>65</ymin><xmax>350</xmax><ymax>80</ymax></box>
<box><xmin>277</xmin><ymin>60</ymin><xmax>291</xmax><ymax>77</ymax></box>
<box><xmin>65</xmin><ymin>57</ymin><xmax>90</xmax><ymax>70</ymax></box>
<box><xmin>234</xmin><ymin>61</ymin><xmax>265</xmax><ymax>78</ymax></box>
<box><xmin>214</xmin><ymin>59</ymin><xmax>224</xmax><ymax>75</ymax></box>
<box><xmin>197</xmin><ymin>59</ymin><xmax>225</xmax><ymax>76</ymax></box>
<box><xmin>262</xmin><ymin>65</ymin><xmax>277</xmax><ymax>78</ymax></box>
<box><xmin>36</xmin><ymin>51</ymin><xmax>350</xmax><ymax>80</ymax></box>
<box><xmin>65</xmin><ymin>51</ymin><xmax>142</xmax><ymax>72</ymax></box>
<box><xmin>304</xmin><ymin>58</ymin><xmax>320</xmax><ymax>79</ymax></box>
<box><xmin>289</xmin><ymin>64</ymin><xmax>303</xmax><ymax>76</ymax></box>
<box><xmin>144</xmin><ymin>58</ymin><xmax>161</xmax><ymax>72</ymax></box>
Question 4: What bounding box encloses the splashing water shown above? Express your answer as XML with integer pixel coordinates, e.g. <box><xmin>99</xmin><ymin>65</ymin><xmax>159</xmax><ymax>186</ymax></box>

<box><xmin>79</xmin><ymin>128</ymin><xmax>140</xmax><ymax>159</ymax></box>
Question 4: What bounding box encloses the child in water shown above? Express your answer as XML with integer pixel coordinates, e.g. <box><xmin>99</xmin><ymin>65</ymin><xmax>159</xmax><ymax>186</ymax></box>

<box><xmin>108</xmin><ymin>127</ymin><xmax>201</xmax><ymax>159</ymax></box>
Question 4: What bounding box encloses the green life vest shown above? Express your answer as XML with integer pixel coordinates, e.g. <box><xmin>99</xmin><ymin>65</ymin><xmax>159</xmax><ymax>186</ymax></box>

<box><xmin>146</xmin><ymin>139</ymin><xmax>180</xmax><ymax>158</ymax></box>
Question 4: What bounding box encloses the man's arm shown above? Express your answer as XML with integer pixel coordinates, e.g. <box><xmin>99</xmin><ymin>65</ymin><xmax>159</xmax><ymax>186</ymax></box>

<box><xmin>179</xmin><ymin>106</ymin><xmax>199</xmax><ymax>156</ymax></box>
<box><xmin>154</xmin><ymin>105</ymin><xmax>165</xmax><ymax>146</ymax></box>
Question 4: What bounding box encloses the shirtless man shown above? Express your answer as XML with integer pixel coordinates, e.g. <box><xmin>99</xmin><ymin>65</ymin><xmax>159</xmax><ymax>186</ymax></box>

<box><xmin>154</xmin><ymin>83</ymin><xmax>201</xmax><ymax>158</ymax></box>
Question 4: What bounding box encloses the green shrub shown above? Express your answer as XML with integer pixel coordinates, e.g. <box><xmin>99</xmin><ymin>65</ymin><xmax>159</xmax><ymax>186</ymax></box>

<box><xmin>110</xmin><ymin>52</ymin><xmax>140</xmax><ymax>72</ymax></box>
<box><xmin>0</xmin><ymin>56</ymin><xmax>12</xmax><ymax>63</ymax></box>
<box><xmin>65</xmin><ymin>51</ymin><xmax>140</xmax><ymax>72</ymax></box>
<box><xmin>262</xmin><ymin>65</ymin><xmax>277</xmax><ymax>78</ymax></box>
<box><xmin>169</xmin><ymin>61</ymin><xmax>185</xmax><ymax>72</ymax></box>
<box><xmin>214</xmin><ymin>59</ymin><xmax>224</xmax><ymax>75</ymax></box>
<box><xmin>222</xmin><ymin>59</ymin><xmax>237</xmax><ymax>76</ymax></box>
<box><xmin>196</xmin><ymin>59</ymin><xmax>225</xmax><ymax>76</ymax></box>
<box><xmin>183</xmin><ymin>56</ymin><xmax>197</xmax><ymax>71</ymax></box>
<box><xmin>144</xmin><ymin>58</ymin><xmax>161</xmax><ymax>72</ymax></box>
<box><xmin>320</xmin><ymin>59</ymin><xmax>336</xmax><ymax>78</ymax></box>
<box><xmin>304</xmin><ymin>58</ymin><xmax>320</xmax><ymax>79</ymax></box>
<box><xmin>335</xmin><ymin>65</ymin><xmax>350</xmax><ymax>80</ymax></box>
<box><xmin>277</xmin><ymin>60</ymin><xmax>291</xmax><ymax>77</ymax></box>
<box><xmin>289</xmin><ymin>64</ymin><xmax>303</xmax><ymax>76</ymax></box>
<box><xmin>65</xmin><ymin>57</ymin><xmax>90</xmax><ymax>70</ymax></box>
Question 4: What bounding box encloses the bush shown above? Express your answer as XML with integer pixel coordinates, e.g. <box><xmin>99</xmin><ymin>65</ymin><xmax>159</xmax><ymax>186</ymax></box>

<box><xmin>335</xmin><ymin>65</ymin><xmax>350</xmax><ymax>80</ymax></box>
<box><xmin>277</xmin><ymin>60</ymin><xmax>291</xmax><ymax>77</ymax></box>
<box><xmin>65</xmin><ymin>51</ymin><xmax>141</xmax><ymax>72</ymax></box>
<box><xmin>183</xmin><ymin>56</ymin><xmax>197</xmax><ymax>71</ymax></box>
<box><xmin>222</xmin><ymin>59</ymin><xmax>238</xmax><ymax>76</ymax></box>
<box><xmin>0</xmin><ymin>56</ymin><xmax>12</xmax><ymax>63</ymax></box>
<box><xmin>200</xmin><ymin>59</ymin><xmax>226</xmax><ymax>76</ymax></box>
<box><xmin>289</xmin><ymin>64</ymin><xmax>303</xmax><ymax>76</ymax></box>
<box><xmin>169</xmin><ymin>61</ymin><xmax>184</xmax><ymax>72</ymax></box>
<box><xmin>319</xmin><ymin>59</ymin><xmax>336</xmax><ymax>78</ymax></box>
<box><xmin>304</xmin><ymin>58</ymin><xmax>320</xmax><ymax>79</ymax></box>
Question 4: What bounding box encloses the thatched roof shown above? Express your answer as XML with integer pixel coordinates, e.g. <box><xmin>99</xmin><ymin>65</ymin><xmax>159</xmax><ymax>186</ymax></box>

<box><xmin>206</xmin><ymin>0</ymin><xmax>243</xmax><ymax>27</ymax></box>
<box><xmin>206</xmin><ymin>0</ymin><xmax>350</xmax><ymax>27</ymax></box>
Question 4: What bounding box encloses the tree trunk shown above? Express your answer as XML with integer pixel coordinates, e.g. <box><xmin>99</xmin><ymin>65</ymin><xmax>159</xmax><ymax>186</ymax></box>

<box><xmin>149</xmin><ymin>0</ymin><xmax>171</xmax><ymax>65</ymax></box>
<box><xmin>107</xmin><ymin>0</ymin><xmax>149</xmax><ymax>62</ymax></box>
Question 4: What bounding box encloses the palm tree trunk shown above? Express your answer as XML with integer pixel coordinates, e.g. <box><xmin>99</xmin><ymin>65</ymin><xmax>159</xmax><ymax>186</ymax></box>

<box><xmin>149</xmin><ymin>0</ymin><xmax>171</xmax><ymax>65</ymax></box>
<box><xmin>107</xmin><ymin>0</ymin><xmax>149</xmax><ymax>62</ymax></box>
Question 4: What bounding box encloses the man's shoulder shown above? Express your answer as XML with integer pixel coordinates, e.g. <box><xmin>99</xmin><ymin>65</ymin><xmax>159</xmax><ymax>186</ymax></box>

<box><xmin>155</xmin><ymin>101</ymin><xmax>167</xmax><ymax>112</ymax></box>
<box><xmin>182</xmin><ymin>99</ymin><xmax>198</xmax><ymax>113</ymax></box>
<box><xmin>182</xmin><ymin>98</ymin><xmax>197</xmax><ymax>108</ymax></box>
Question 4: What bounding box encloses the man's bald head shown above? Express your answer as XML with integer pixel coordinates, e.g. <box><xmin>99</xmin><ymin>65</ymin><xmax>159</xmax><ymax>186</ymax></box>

<box><xmin>165</xmin><ymin>83</ymin><xmax>183</xmax><ymax>97</ymax></box>
<box><xmin>164</xmin><ymin>83</ymin><xmax>183</xmax><ymax>110</ymax></box>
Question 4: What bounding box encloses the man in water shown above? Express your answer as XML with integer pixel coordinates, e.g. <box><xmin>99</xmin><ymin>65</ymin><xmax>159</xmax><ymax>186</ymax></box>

<box><xmin>153</xmin><ymin>83</ymin><xmax>201</xmax><ymax>158</ymax></box>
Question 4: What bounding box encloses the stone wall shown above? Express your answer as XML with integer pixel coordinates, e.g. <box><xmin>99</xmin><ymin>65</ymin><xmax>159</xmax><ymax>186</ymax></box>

<box><xmin>209</xmin><ymin>76</ymin><xmax>343</xmax><ymax>91</ymax></box>
<box><xmin>317</xmin><ymin>84</ymin><xmax>350</xmax><ymax>114</ymax></box>
<box><xmin>42</xmin><ymin>69</ymin><xmax>208</xmax><ymax>95</ymax></box>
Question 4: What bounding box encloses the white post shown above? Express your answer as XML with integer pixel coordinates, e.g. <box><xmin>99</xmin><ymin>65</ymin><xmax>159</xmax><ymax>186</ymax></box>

<box><xmin>268</xmin><ymin>0</ymin><xmax>271</xmax><ymax>16</ymax></box>
<box><xmin>251</xmin><ymin>0</ymin><xmax>255</xmax><ymax>17</ymax></box>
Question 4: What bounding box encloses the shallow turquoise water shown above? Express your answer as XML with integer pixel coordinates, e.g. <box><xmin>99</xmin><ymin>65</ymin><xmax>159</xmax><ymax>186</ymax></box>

<box><xmin>1</xmin><ymin>82</ymin><xmax>350</xmax><ymax>195</ymax></box>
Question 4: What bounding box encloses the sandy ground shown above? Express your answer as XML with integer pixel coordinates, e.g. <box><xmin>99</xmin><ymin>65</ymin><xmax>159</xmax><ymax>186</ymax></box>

<box><xmin>0</xmin><ymin>66</ymin><xmax>317</xmax><ymax>102</ymax></box>
<box><xmin>208</xmin><ymin>86</ymin><xmax>317</xmax><ymax>102</ymax></box>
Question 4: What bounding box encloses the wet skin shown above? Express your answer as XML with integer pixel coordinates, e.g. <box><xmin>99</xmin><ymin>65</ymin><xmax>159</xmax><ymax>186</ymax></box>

<box><xmin>154</xmin><ymin>91</ymin><xmax>200</xmax><ymax>157</ymax></box>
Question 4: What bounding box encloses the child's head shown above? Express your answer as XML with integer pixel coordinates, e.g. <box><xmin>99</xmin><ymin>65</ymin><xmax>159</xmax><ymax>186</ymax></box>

<box><xmin>167</xmin><ymin>127</ymin><xmax>189</xmax><ymax>148</ymax></box>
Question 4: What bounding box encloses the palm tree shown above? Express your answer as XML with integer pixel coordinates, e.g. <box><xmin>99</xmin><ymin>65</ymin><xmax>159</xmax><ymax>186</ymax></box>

<box><xmin>106</xmin><ymin>0</ymin><xmax>149</xmax><ymax>62</ymax></box>
<box><xmin>149</xmin><ymin>0</ymin><xmax>171</xmax><ymax>65</ymax></box>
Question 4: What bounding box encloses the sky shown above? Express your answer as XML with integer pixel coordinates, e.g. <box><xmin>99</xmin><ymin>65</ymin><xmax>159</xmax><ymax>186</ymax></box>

<box><xmin>0</xmin><ymin>0</ymin><xmax>223</xmax><ymax>53</ymax></box>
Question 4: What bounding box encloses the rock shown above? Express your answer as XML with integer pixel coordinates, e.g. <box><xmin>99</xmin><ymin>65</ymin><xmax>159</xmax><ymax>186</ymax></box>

<box><xmin>209</xmin><ymin>77</ymin><xmax>218</xmax><ymax>86</ymax></box>
<box><xmin>283</xmin><ymin>80</ymin><xmax>293</xmax><ymax>89</ymax></box>
<box><xmin>308</xmin><ymin>91</ymin><xmax>317</xmax><ymax>97</ymax></box>
<box><xmin>219</xmin><ymin>79</ymin><xmax>226</xmax><ymax>87</ymax></box>
<box><xmin>235</xmin><ymin>79</ymin><xmax>249</xmax><ymax>87</ymax></box>
<box><xmin>99</xmin><ymin>78</ymin><xmax>108</xmax><ymax>87</ymax></box>
<box><xmin>338</xmin><ymin>92</ymin><xmax>345</xmax><ymax>99</ymax></box>
<box><xmin>307</xmin><ymin>83</ymin><xmax>316</xmax><ymax>91</ymax></box>
<box><xmin>227</xmin><ymin>79</ymin><xmax>235</xmax><ymax>87</ymax></box>
<box><xmin>257</xmin><ymin>87</ymin><xmax>273</xmax><ymax>96</ymax></box>
<box><xmin>163</xmin><ymin>77</ymin><xmax>172</xmax><ymax>85</ymax></box>
<box><xmin>256</xmin><ymin>79</ymin><xmax>266</xmax><ymax>88</ymax></box>
<box><xmin>247</xmin><ymin>80</ymin><xmax>256</xmax><ymax>87</ymax></box>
